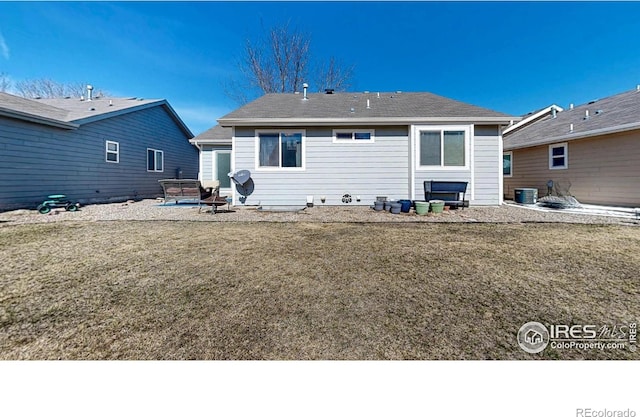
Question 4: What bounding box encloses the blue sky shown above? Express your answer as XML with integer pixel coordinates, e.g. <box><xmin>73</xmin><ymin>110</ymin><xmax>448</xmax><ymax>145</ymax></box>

<box><xmin>1</xmin><ymin>1</ymin><xmax>640</xmax><ymax>135</ymax></box>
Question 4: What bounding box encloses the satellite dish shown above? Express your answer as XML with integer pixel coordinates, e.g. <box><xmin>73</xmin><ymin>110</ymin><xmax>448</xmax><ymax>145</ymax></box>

<box><xmin>228</xmin><ymin>170</ymin><xmax>254</xmax><ymax>200</ymax></box>
<box><xmin>229</xmin><ymin>169</ymin><xmax>251</xmax><ymax>186</ymax></box>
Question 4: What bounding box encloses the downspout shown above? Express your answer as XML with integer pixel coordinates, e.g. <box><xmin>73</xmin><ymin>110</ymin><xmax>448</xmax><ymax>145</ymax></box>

<box><xmin>410</xmin><ymin>125</ymin><xmax>415</xmax><ymax>201</ymax></box>
<box><xmin>498</xmin><ymin>130</ymin><xmax>504</xmax><ymax>205</ymax></box>
<box><xmin>231</xmin><ymin>126</ymin><xmax>236</xmax><ymax>206</ymax></box>
<box><xmin>469</xmin><ymin>124</ymin><xmax>475</xmax><ymax>203</ymax></box>
<box><xmin>194</xmin><ymin>141</ymin><xmax>203</xmax><ymax>181</ymax></box>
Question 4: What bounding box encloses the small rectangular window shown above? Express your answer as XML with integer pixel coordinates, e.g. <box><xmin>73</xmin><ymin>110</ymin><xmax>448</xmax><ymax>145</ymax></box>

<box><xmin>106</xmin><ymin>141</ymin><xmax>119</xmax><ymax>163</ymax></box>
<box><xmin>147</xmin><ymin>148</ymin><xmax>164</xmax><ymax>172</ymax></box>
<box><xmin>549</xmin><ymin>143</ymin><xmax>568</xmax><ymax>169</ymax></box>
<box><xmin>503</xmin><ymin>152</ymin><xmax>513</xmax><ymax>177</ymax></box>
<box><xmin>333</xmin><ymin>129</ymin><xmax>374</xmax><ymax>143</ymax></box>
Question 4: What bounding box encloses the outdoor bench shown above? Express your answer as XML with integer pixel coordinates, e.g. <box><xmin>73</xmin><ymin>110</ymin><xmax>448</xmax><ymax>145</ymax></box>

<box><xmin>423</xmin><ymin>180</ymin><xmax>469</xmax><ymax>209</ymax></box>
<box><xmin>158</xmin><ymin>179</ymin><xmax>211</xmax><ymax>204</ymax></box>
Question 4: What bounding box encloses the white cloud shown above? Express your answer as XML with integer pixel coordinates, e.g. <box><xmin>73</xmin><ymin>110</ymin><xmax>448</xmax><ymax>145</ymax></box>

<box><xmin>0</xmin><ymin>31</ymin><xmax>9</xmax><ymax>60</ymax></box>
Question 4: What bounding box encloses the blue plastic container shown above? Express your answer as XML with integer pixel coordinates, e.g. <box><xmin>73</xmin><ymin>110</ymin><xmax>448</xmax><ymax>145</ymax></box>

<box><xmin>398</xmin><ymin>199</ymin><xmax>411</xmax><ymax>213</ymax></box>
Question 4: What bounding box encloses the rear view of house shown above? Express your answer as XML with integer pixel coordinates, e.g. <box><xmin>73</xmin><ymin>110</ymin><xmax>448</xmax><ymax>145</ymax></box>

<box><xmin>214</xmin><ymin>90</ymin><xmax>515</xmax><ymax>207</ymax></box>
<box><xmin>503</xmin><ymin>87</ymin><xmax>640</xmax><ymax>207</ymax></box>
<box><xmin>0</xmin><ymin>89</ymin><xmax>198</xmax><ymax>211</ymax></box>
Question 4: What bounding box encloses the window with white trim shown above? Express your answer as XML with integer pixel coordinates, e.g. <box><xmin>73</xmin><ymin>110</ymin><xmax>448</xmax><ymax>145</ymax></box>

<box><xmin>147</xmin><ymin>148</ymin><xmax>164</xmax><ymax>172</ymax></box>
<box><xmin>257</xmin><ymin>130</ymin><xmax>304</xmax><ymax>169</ymax></box>
<box><xmin>333</xmin><ymin>129</ymin><xmax>375</xmax><ymax>143</ymax></box>
<box><xmin>416</xmin><ymin>126</ymin><xmax>469</xmax><ymax>168</ymax></box>
<box><xmin>503</xmin><ymin>152</ymin><xmax>513</xmax><ymax>177</ymax></box>
<box><xmin>106</xmin><ymin>140</ymin><xmax>119</xmax><ymax>163</ymax></box>
<box><xmin>549</xmin><ymin>143</ymin><xmax>568</xmax><ymax>169</ymax></box>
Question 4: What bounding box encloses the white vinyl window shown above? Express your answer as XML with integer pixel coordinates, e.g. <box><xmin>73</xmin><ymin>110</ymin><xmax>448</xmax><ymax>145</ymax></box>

<box><xmin>106</xmin><ymin>140</ymin><xmax>119</xmax><ymax>163</ymax></box>
<box><xmin>416</xmin><ymin>126</ymin><xmax>470</xmax><ymax>169</ymax></box>
<box><xmin>256</xmin><ymin>130</ymin><xmax>305</xmax><ymax>170</ymax></box>
<box><xmin>147</xmin><ymin>148</ymin><xmax>164</xmax><ymax>172</ymax></box>
<box><xmin>549</xmin><ymin>143</ymin><xmax>568</xmax><ymax>169</ymax></box>
<box><xmin>333</xmin><ymin>129</ymin><xmax>375</xmax><ymax>143</ymax></box>
<box><xmin>503</xmin><ymin>152</ymin><xmax>513</xmax><ymax>177</ymax></box>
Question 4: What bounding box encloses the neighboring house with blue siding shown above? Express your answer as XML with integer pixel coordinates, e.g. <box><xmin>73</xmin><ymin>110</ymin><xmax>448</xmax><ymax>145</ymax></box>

<box><xmin>214</xmin><ymin>90</ymin><xmax>516</xmax><ymax>206</ymax></box>
<box><xmin>0</xmin><ymin>90</ymin><xmax>197</xmax><ymax>211</ymax></box>
<box><xmin>190</xmin><ymin>124</ymin><xmax>232</xmax><ymax>195</ymax></box>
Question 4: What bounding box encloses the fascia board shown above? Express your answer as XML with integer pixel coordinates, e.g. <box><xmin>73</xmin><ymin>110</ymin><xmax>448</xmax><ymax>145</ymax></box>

<box><xmin>188</xmin><ymin>138</ymin><xmax>232</xmax><ymax>145</ymax></box>
<box><xmin>503</xmin><ymin>105</ymin><xmax>563</xmax><ymax>135</ymax></box>
<box><xmin>218</xmin><ymin>116</ymin><xmax>518</xmax><ymax>127</ymax></box>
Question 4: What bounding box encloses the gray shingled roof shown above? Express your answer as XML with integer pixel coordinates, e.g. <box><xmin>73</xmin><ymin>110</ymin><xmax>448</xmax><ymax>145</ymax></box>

<box><xmin>218</xmin><ymin>91</ymin><xmax>514</xmax><ymax>125</ymax></box>
<box><xmin>190</xmin><ymin>124</ymin><xmax>232</xmax><ymax>145</ymax></box>
<box><xmin>0</xmin><ymin>91</ymin><xmax>75</xmax><ymax>128</ymax></box>
<box><xmin>0</xmin><ymin>91</ymin><xmax>193</xmax><ymax>137</ymax></box>
<box><xmin>504</xmin><ymin>88</ymin><xmax>640</xmax><ymax>150</ymax></box>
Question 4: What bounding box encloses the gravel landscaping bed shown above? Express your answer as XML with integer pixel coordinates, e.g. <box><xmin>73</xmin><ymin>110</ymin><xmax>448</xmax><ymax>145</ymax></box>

<box><xmin>0</xmin><ymin>198</ymin><xmax>637</xmax><ymax>225</ymax></box>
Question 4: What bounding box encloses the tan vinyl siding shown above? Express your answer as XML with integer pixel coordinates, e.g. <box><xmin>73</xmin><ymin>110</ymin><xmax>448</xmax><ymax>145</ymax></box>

<box><xmin>504</xmin><ymin>130</ymin><xmax>640</xmax><ymax>207</ymax></box>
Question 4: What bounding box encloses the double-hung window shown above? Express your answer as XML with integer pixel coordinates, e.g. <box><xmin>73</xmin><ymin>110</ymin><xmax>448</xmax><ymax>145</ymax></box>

<box><xmin>333</xmin><ymin>129</ymin><xmax>375</xmax><ymax>143</ymax></box>
<box><xmin>147</xmin><ymin>148</ymin><xmax>164</xmax><ymax>172</ymax></box>
<box><xmin>416</xmin><ymin>126</ymin><xmax>469</xmax><ymax>168</ymax></box>
<box><xmin>549</xmin><ymin>143</ymin><xmax>568</xmax><ymax>169</ymax></box>
<box><xmin>106</xmin><ymin>140</ymin><xmax>119</xmax><ymax>163</ymax></box>
<box><xmin>257</xmin><ymin>130</ymin><xmax>304</xmax><ymax>169</ymax></box>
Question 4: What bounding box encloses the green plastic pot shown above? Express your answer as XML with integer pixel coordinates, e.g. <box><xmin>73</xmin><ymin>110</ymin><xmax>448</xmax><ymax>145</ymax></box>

<box><xmin>429</xmin><ymin>200</ymin><xmax>445</xmax><ymax>214</ymax></box>
<box><xmin>415</xmin><ymin>201</ymin><xmax>429</xmax><ymax>215</ymax></box>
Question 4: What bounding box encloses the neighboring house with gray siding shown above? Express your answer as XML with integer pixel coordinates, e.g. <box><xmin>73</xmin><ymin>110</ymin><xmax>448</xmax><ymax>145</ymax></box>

<box><xmin>215</xmin><ymin>90</ymin><xmax>515</xmax><ymax>206</ymax></box>
<box><xmin>190</xmin><ymin>125</ymin><xmax>232</xmax><ymax>195</ymax></box>
<box><xmin>0</xmin><ymin>91</ymin><xmax>197</xmax><ymax>211</ymax></box>
<box><xmin>503</xmin><ymin>87</ymin><xmax>640</xmax><ymax>207</ymax></box>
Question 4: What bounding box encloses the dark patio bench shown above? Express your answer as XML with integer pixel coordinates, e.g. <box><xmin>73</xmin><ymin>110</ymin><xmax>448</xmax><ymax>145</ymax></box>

<box><xmin>423</xmin><ymin>180</ymin><xmax>469</xmax><ymax>209</ymax></box>
<box><xmin>158</xmin><ymin>179</ymin><xmax>208</xmax><ymax>204</ymax></box>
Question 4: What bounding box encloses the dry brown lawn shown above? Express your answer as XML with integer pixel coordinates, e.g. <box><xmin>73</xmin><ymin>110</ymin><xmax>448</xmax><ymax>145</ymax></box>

<box><xmin>0</xmin><ymin>221</ymin><xmax>638</xmax><ymax>360</ymax></box>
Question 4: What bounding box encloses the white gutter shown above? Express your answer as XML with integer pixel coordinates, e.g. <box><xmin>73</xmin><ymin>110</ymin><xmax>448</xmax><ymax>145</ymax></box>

<box><xmin>503</xmin><ymin>104</ymin><xmax>563</xmax><ymax>135</ymax></box>
<box><xmin>219</xmin><ymin>116</ymin><xmax>518</xmax><ymax>127</ymax></box>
